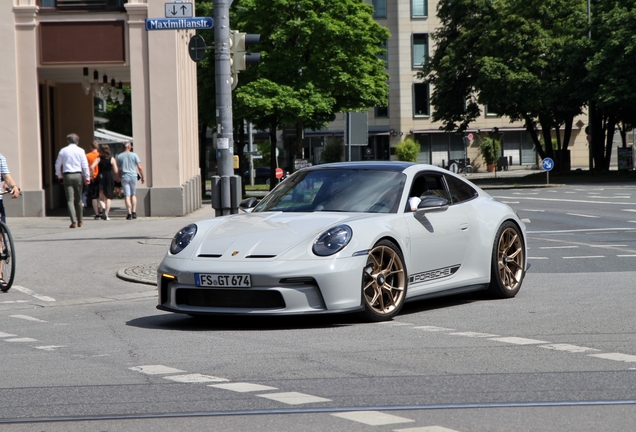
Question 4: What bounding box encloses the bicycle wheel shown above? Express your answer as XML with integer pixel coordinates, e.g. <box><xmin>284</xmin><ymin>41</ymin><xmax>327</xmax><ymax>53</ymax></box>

<box><xmin>464</xmin><ymin>165</ymin><xmax>473</xmax><ymax>176</ymax></box>
<box><xmin>0</xmin><ymin>222</ymin><xmax>15</xmax><ymax>292</ymax></box>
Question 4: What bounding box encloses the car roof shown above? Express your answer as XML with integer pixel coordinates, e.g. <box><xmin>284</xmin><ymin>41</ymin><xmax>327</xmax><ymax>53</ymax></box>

<box><xmin>303</xmin><ymin>161</ymin><xmax>416</xmax><ymax>172</ymax></box>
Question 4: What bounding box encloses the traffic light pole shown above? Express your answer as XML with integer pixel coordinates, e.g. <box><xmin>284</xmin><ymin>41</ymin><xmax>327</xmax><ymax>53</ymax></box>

<box><xmin>211</xmin><ymin>0</ymin><xmax>241</xmax><ymax>216</ymax></box>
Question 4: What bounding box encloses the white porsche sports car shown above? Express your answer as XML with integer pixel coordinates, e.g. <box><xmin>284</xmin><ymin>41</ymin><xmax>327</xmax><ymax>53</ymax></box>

<box><xmin>157</xmin><ymin>162</ymin><xmax>527</xmax><ymax>322</ymax></box>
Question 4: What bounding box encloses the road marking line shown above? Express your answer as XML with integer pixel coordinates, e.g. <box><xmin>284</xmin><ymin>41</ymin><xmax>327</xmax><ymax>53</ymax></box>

<box><xmin>5</xmin><ymin>337</ymin><xmax>38</xmax><ymax>342</ymax></box>
<box><xmin>590</xmin><ymin>244</ymin><xmax>628</xmax><ymax>247</ymax></box>
<box><xmin>163</xmin><ymin>373</ymin><xmax>229</xmax><ymax>384</ymax></box>
<box><xmin>0</xmin><ymin>300</ymin><xmax>28</xmax><ymax>304</ymax></box>
<box><xmin>9</xmin><ymin>315</ymin><xmax>47</xmax><ymax>322</ymax></box>
<box><xmin>522</xmin><ymin>209</ymin><xmax>544</xmax><ymax>212</ymax></box>
<box><xmin>450</xmin><ymin>331</ymin><xmax>499</xmax><ymax>338</ymax></box>
<box><xmin>617</xmin><ymin>255</ymin><xmax>636</xmax><ymax>257</ymax></box>
<box><xmin>257</xmin><ymin>392</ymin><xmax>331</xmax><ymax>405</ymax></box>
<box><xmin>540</xmin><ymin>344</ymin><xmax>600</xmax><ymax>353</ymax></box>
<box><xmin>622</xmin><ymin>209</ymin><xmax>636</xmax><ymax>212</ymax></box>
<box><xmin>0</xmin><ymin>332</ymin><xmax>17</xmax><ymax>337</ymax></box>
<box><xmin>210</xmin><ymin>382</ymin><xmax>278</xmax><ymax>392</ymax></box>
<box><xmin>34</xmin><ymin>345</ymin><xmax>65</xmax><ymax>351</ymax></box>
<box><xmin>528</xmin><ymin>257</ymin><xmax>549</xmax><ymax>259</ymax></box>
<box><xmin>11</xmin><ymin>285</ymin><xmax>55</xmax><ymax>302</ymax></box>
<box><xmin>501</xmin><ymin>201</ymin><xmax>519</xmax><ymax>204</ymax></box>
<box><xmin>490</xmin><ymin>337</ymin><xmax>549</xmax><ymax>345</ymax></box>
<box><xmin>395</xmin><ymin>426</ymin><xmax>460</xmax><ymax>432</ymax></box>
<box><xmin>566</xmin><ymin>213</ymin><xmax>599</xmax><ymax>218</ymax></box>
<box><xmin>492</xmin><ymin>196</ymin><xmax>636</xmax><ymax>205</ymax></box>
<box><xmin>521</xmin><ymin>218</ymin><xmax>531</xmax><ymax>223</ymax></box>
<box><xmin>129</xmin><ymin>365</ymin><xmax>187</xmax><ymax>375</ymax></box>
<box><xmin>588</xmin><ymin>353</ymin><xmax>636</xmax><ymax>363</ymax></box>
<box><xmin>413</xmin><ymin>326</ymin><xmax>454</xmax><ymax>332</ymax></box>
<box><xmin>528</xmin><ymin>228</ymin><xmax>634</xmax><ymax>234</ymax></box>
<box><xmin>563</xmin><ymin>256</ymin><xmax>605</xmax><ymax>259</ymax></box>
<box><xmin>332</xmin><ymin>411</ymin><xmax>414</xmax><ymax>426</ymax></box>
<box><xmin>387</xmin><ymin>322</ymin><xmax>413</xmax><ymax>326</ymax></box>
<box><xmin>539</xmin><ymin>246</ymin><xmax>578</xmax><ymax>249</ymax></box>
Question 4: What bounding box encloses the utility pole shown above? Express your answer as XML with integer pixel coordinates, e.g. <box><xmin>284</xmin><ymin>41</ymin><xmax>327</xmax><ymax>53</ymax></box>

<box><xmin>211</xmin><ymin>0</ymin><xmax>241</xmax><ymax>216</ymax></box>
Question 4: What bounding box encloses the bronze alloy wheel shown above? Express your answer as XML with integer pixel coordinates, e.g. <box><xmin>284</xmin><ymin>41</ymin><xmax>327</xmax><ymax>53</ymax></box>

<box><xmin>497</xmin><ymin>226</ymin><xmax>524</xmax><ymax>291</ymax></box>
<box><xmin>361</xmin><ymin>240</ymin><xmax>407</xmax><ymax>321</ymax></box>
<box><xmin>486</xmin><ymin>221</ymin><xmax>526</xmax><ymax>299</ymax></box>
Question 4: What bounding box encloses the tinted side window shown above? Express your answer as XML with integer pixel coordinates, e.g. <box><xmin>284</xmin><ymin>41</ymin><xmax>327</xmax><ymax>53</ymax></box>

<box><xmin>445</xmin><ymin>175</ymin><xmax>478</xmax><ymax>204</ymax></box>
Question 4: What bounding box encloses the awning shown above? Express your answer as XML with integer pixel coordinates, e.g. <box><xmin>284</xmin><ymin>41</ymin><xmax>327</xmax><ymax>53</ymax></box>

<box><xmin>94</xmin><ymin>128</ymin><xmax>133</xmax><ymax>144</ymax></box>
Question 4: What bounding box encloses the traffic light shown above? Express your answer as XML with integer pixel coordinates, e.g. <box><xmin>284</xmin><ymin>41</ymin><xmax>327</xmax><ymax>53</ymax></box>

<box><xmin>230</xmin><ymin>30</ymin><xmax>261</xmax><ymax>74</ymax></box>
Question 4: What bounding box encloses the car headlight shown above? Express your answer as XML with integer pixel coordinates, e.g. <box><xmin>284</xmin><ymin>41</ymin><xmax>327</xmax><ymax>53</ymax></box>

<box><xmin>313</xmin><ymin>225</ymin><xmax>352</xmax><ymax>257</ymax></box>
<box><xmin>170</xmin><ymin>224</ymin><xmax>197</xmax><ymax>255</ymax></box>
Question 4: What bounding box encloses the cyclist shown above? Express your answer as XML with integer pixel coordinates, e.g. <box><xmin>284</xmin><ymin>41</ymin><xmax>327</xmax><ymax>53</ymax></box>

<box><xmin>0</xmin><ymin>153</ymin><xmax>20</xmax><ymax>223</ymax></box>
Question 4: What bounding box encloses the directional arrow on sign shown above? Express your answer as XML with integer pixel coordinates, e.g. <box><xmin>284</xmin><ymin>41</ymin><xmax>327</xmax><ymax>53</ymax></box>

<box><xmin>164</xmin><ymin>2</ymin><xmax>193</xmax><ymax>18</ymax></box>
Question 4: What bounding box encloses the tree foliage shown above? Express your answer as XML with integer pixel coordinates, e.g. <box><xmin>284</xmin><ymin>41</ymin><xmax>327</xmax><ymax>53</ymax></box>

<box><xmin>232</xmin><ymin>0</ymin><xmax>390</xmax><ymax>187</ymax></box>
<box><xmin>395</xmin><ymin>138</ymin><xmax>420</xmax><ymax>162</ymax></box>
<box><xmin>421</xmin><ymin>0</ymin><xmax>589</xmax><ymax>170</ymax></box>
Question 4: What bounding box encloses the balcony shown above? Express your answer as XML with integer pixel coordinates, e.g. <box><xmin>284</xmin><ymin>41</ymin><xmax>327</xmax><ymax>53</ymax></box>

<box><xmin>38</xmin><ymin>0</ymin><xmax>127</xmax><ymax>11</ymax></box>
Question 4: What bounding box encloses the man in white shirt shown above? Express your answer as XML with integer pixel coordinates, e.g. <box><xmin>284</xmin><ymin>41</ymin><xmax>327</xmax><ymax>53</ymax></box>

<box><xmin>0</xmin><ymin>153</ymin><xmax>20</xmax><ymax>224</ymax></box>
<box><xmin>55</xmin><ymin>133</ymin><xmax>91</xmax><ymax>228</ymax></box>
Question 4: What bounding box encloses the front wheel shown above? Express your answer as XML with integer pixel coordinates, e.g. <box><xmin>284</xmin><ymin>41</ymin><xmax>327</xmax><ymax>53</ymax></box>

<box><xmin>359</xmin><ymin>240</ymin><xmax>407</xmax><ymax>322</ymax></box>
<box><xmin>487</xmin><ymin>221</ymin><xmax>525</xmax><ymax>298</ymax></box>
<box><xmin>0</xmin><ymin>222</ymin><xmax>16</xmax><ymax>292</ymax></box>
<box><xmin>464</xmin><ymin>165</ymin><xmax>473</xmax><ymax>176</ymax></box>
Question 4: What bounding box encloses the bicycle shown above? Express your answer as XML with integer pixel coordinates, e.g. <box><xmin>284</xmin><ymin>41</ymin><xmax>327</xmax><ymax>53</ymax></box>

<box><xmin>0</xmin><ymin>187</ymin><xmax>17</xmax><ymax>292</ymax></box>
<box><xmin>448</xmin><ymin>159</ymin><xmax>473</xmax><ymax>176</ymax></box>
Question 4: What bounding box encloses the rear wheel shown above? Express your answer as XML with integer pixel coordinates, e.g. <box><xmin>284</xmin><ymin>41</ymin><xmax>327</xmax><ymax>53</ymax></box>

<box><xmin>0</xmin><ymin>222</ymin><xmax>15</xmax><ymax>292</ymax></box>
<box><xmin>359</xmin><ymin>240</ymin><xmax>407</xmax><ymax>322</ymax></box>
<box><xmin>487</xmin><ymin>221</ymin><xmax>525</xmax><ymax>298</ymax></box>
<box><xmin>464</xmin><ymin>165</ymin><xmax>473</xmax><ymax>175</ymax></box>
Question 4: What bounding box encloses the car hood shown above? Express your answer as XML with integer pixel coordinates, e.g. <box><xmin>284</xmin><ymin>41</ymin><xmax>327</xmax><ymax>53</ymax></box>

<box><xmin>195</xmin><ymin>212</ymin><xmax>364</xmax><ymax>258</ymax></box>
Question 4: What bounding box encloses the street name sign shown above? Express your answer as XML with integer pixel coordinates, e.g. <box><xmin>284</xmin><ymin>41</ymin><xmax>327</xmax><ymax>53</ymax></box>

<box><xmin>146</xmin><ymin>17</ymin><xmax>213</xmax><ymax>31</ymax></box>
<box><xmin>165</xmin><ymin>2</ymin><xmax>193</xmax><ymax>18</ymax></box>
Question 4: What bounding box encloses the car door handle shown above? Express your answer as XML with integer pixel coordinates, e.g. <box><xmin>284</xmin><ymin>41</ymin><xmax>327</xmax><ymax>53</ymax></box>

<box><xmin>459</xmin><ymin>223</ymin><xmax>469</xmax><ymax>231</ymax></box>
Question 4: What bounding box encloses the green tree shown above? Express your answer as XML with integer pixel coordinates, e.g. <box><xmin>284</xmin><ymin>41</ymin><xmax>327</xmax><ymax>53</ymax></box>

<box><xmin>232</xmin><ymin>0</ymin><xmax>390</xmax><ymax>188</ymax></box>
<box><xmin>320</xmin><ymin>140</ymin><xmax>344</xmax><ymax>163</ymax></box>
<box><xmin>421</xmin><ymin>0</ymin><xmax>589</xmax><ymax>171</ymax></box>
<box><xmin>101</xmin><ymin>87</ymin><xmax>132</xmax><ymax>137</ymax></box>
<box><xmin>395</xmin><ymin>138</ymin><xmax>420</xmax><ymax>162</ymax></box>
<box><xmin>586</xmin><ymin>0</ymin><xmax>636</xmax><ymax>170</ymax></box>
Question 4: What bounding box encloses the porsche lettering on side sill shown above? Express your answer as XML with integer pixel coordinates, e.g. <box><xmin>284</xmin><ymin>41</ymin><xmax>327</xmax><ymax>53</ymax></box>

<box><xmin>409</xmin><ymin>265</ymin><xmax>460</xmax><ymax>285</ymax></box>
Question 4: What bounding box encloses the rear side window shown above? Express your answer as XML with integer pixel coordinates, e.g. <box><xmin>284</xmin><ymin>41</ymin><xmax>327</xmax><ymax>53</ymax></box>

<box><xmin>444</xmin><ymin>175</ymin><xmax>478</xmax><ymax>204</ymax></box>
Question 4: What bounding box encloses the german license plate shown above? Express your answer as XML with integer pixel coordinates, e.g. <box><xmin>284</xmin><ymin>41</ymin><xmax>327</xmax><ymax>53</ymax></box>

<box><xmin>195</xmin><ymin>274</ymin><xmax>251</xmax><ymax>288</ymax></box>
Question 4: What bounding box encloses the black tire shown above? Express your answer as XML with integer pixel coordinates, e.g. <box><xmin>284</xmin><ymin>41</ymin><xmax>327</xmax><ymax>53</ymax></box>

<box><xmin>359</xmin><ymin>239</ymin><xmax>407</xmax><ymax>322</ymax></box>
<box><xmin>0</xmin><ymin>222</ymin><xmax>15</xmax><ymax>292</ymax></box>
<box><xmin>487</xmin><ymin>221</ymin><xmax>525</xmax><ymax>298</ymax></box>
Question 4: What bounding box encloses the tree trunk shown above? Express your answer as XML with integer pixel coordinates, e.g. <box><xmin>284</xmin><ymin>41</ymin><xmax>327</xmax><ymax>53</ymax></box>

<box><xmin>603</xmin><ymin>116</ymin><xmax>616</xmax><ymax>171</ymax></box>
<box><xmin>523</xmin><ymin>115</ymin><xmax>546</xmax><ymax>161</ymax></box>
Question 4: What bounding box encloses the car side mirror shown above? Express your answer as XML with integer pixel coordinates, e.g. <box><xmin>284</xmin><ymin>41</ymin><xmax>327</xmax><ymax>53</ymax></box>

<box><xmin>239</xmin><ymin>197</ymin><xmax>259</xmax><ymax>213</ymax></box>
<box><xmin>416</xmin><ymin>196</ymin><xmax>449</xmax><ymax>213</ymax></box>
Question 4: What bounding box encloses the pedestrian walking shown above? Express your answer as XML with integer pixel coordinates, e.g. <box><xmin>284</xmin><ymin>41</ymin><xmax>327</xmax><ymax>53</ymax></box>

<box><xmin>84</xmin><ymin>140</ymin><xmax>102</xmax><ymax>219</ymax></box>
<box><xmin>90</xmin><ymin>144</ymin><xmax>118</xmax><ymax>220</ymax></box>
<box><xmin>55</xmin><ymin>133</ymin><xmax>91</xmax><ymax>228</ymax></box>
<box><xmin>115</xmin><ymin>141</ymin><xmax>145</xmax><ymax>220</ymax></box>
<box><xmin>0</xmin><ymin>153</ymin><xmax>21</xmax><ymax>224</ymax></box>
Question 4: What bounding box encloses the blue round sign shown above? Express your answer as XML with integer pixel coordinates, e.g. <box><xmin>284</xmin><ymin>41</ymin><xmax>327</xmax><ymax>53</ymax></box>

<box><xmin>541</xmin><ymin>157</ymin><xmax>554</xmax><ymax>171</ymax></box>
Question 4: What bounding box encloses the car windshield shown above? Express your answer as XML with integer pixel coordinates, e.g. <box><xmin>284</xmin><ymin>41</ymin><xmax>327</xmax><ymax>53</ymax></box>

<box><xmin>253</xmin><ymin>168</ymin><xmax>406</xmax><ymax>213</ymax></box>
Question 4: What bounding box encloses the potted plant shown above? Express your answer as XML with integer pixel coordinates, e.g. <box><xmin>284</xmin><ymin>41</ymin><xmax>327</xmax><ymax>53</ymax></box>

<box><xmin>479</xmin><ymin>137</ymin><xmax>501</xmax><ymax>172</ymax></box>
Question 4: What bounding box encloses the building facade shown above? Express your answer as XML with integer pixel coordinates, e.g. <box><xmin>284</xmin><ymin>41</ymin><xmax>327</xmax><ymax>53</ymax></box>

<box><xmin>2</xmin><ymin>0</ymin><xmax>201</xmax><ymax>218</ymax></box>
<box><xmin>307</xmin><ymin>0</ymin><xmax>593</xmax><ymax>171</ymax></box>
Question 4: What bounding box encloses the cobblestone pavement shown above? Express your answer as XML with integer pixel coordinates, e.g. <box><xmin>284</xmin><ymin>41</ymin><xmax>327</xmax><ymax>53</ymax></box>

<box><xmin>117</xmin><ymin>263</ymin><xmax>159</xmax><ymax>286</ymax></box>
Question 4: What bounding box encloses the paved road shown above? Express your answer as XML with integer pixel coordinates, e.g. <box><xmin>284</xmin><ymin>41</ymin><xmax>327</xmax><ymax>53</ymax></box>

<box><xmin>1</xmin><ymin>181</ymin><xmax>636</xmax><ymax>431</ymax></box>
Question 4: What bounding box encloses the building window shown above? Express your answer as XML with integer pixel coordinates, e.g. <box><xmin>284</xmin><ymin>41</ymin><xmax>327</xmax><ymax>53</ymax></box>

<box><xmin>373</xmin><ymin>0</ymin><xmax>387</xmax><ymax>19</ymax></box>
<box><xmin>413</xmin><ymin>83</ymin><xmax>430</xmax><ymax>117</ymax></box>
<box><xmin>485</xmin><ymin>105</ymin><xmax>499</xmax><ymax>117</ymax></box>
<box><xmin>375</xmin><ymin>106</ymin><xmax>388</xmax><ymax>118</ymax></box>
<box><xmin>412</xmin><ymin>0</ymin><xmax>427</xmax><ymax>17</ymax></box>
<box><xmin>412</xmin><ymin>34</ymin><xmax>428</xmax><ymax>68</ymax></box>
